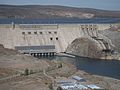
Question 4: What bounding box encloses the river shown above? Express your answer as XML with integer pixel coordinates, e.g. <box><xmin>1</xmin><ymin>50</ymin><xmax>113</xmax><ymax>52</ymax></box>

<box><xmin>42</xmin><ymin>55</ymin><xmax>120</xmax><ymax>80</ymax></box>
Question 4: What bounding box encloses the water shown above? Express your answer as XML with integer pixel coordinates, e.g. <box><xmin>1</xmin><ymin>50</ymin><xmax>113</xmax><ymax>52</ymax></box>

<box><xmin>47</xmin><ymin>56</ymin><xmax>120</xmax><ymax>80</ymax></box>
<box><xmin>74</xmin><ymin>57</ymin><xmax>120</xmax><ymax>79</ymax></box>
<box><xmin>0</xmin><ymin>18</ymin><xmax>120</xmax><ymax>24</ymax></box>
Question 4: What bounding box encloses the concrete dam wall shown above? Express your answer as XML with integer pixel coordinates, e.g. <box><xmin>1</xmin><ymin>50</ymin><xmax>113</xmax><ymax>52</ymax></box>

<box><xmin>0</xmin><ymin>23</ymin><xmax>116</xmax><ymax>58</ymax></box>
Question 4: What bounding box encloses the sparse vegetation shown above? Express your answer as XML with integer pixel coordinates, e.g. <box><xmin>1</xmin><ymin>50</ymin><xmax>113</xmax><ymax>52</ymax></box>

<box><xmin>30</xmin><ymin>69</ymin><xmax>34</xmax><ymax>74</ymax></box>
<box><xmin>57</xmin><ymin>63</ymin><xmax>62</xmax><ymax>68</ymax></box>
<box><xmin>24</xmin><ymin>68</ymin><xmax>29</xmax><ymax>75</ymax></box>
<box><xmin>48</xmin><ymin>83</ymin><xmax>53</xmax><ymax>90</ymax></box>
<box><xmin>57</xmin><ymin>86</ymin><xmax>63</xmax><ymax>90</ymax></box>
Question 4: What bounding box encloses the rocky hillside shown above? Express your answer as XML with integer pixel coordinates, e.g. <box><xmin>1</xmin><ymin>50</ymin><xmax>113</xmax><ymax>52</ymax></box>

<box><xmin>0</xmin><ymin>5</ymin><xmax>120</xmax><ymax>19</ymax></box>
<box><xmin>66</xmin><ymin>37</ymin><xmax>103</xmax><ymax>59</ymax></box>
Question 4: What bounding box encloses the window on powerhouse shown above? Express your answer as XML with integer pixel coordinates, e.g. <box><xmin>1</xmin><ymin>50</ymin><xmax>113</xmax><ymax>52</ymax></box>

<box><xmin>40</xmin><ymin>32</ymin><xmax>42</xmax><ymax>34</ymax></box>
<box><xmin>50</xmin><ymin>37</ymin><xmax>58</xmax><ymax>40</ymax></box>
<box><xmin>54</xmin><ymin>31</ymin><xmax>57</xmax><ymax>34</ymax></box>
<box><xmin>50</xmin><ymin>37</ymin><xmax>53</xmax><ymax>40</ymax></box>
<box><xmin>34</xmin><ymin>32</ymin><xmax>37</xmax><ymax>34</ymax></box>
<box><xmin>22</xmin><ymin>31</ymin><xmax>57</xmax><ymax>35</ymax></box>
<box><xmin>48</xmin><ymin>31</ymin><xmax>57</xmax><ymax>34</ymax></box>
<box><xmin>49</xmin><ymin>32</ymin><xmax>51</xmax><ymax>34</ymax></box>
<box><xmin>28</xmin><ymin>32</ymin><xmax>31</xmax><ymax>34</ymax></box>
<box><xmin>22</xmin><ymin>32</ymin><xmax>25</xmax><ymax>34</ymax></box>
<box><xmin>56</xmin><ymin>37</ymin><xmax>58</xmax><ymax>40</ymax></box>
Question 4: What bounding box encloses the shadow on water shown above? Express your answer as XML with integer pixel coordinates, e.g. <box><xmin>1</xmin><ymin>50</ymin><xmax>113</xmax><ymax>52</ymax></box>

<box><xmin>36</xmin><ymin>55</ymin><xmax>120</xmax><ymax>80</ymax></box>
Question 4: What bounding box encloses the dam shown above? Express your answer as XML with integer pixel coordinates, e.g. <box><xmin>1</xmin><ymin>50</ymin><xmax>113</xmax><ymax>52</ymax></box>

<box><xmin>0</xmin><ymin>19</ymin><xmax>120</xmax><ymax>58</ymax></box>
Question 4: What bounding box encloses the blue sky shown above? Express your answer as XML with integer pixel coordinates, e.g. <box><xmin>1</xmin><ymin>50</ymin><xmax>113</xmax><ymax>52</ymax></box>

<box><xmin>0</xmin><ymin>0</ymin><xmax>120</xmax><ymax>11</ymax></box>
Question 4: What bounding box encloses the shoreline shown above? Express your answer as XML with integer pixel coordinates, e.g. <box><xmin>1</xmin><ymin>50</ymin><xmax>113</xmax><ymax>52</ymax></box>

<box><xmin>74</xmin><ymin>70</ymin><xmax>120</xmax><ymax>90</ymax></box>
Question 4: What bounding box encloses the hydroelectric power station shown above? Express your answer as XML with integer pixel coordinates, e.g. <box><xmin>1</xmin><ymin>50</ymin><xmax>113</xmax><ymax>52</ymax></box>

<box><xmin>0</xmin><ymin>19</ymin><xmax>120</xmax><ymax>59</ymax></box>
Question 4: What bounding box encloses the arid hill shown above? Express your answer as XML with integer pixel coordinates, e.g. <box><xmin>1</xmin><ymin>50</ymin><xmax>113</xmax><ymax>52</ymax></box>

<box><xmin>0</xmin><ymin>5</ymin><xmax>120</xmax><ymax>19</ymax></box>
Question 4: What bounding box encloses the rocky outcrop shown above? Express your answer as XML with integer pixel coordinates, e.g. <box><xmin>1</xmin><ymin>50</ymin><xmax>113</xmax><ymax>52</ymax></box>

<box><xmin>66</xmin><ymin>37</ymin><xmax>103</xmax><ymax>59</ymax></box>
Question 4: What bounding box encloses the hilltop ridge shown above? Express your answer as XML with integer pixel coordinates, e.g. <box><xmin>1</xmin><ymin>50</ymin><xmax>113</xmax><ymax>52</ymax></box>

<box><xmin>0</xmin><ymin>5</ymin><xmax>120</xmax><ymax>19</ymax></box>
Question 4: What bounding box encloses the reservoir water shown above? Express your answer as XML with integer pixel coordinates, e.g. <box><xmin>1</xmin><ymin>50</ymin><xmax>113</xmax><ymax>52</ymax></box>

<box><xmin>45</xmin><ymin>56</ymin><xmax>120</xmax><ymax>80</ymax></box>
<box><xmin>0</xmin><ymin>18</ymin><xmax>120</xmax><ymax>24</ymax></box>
